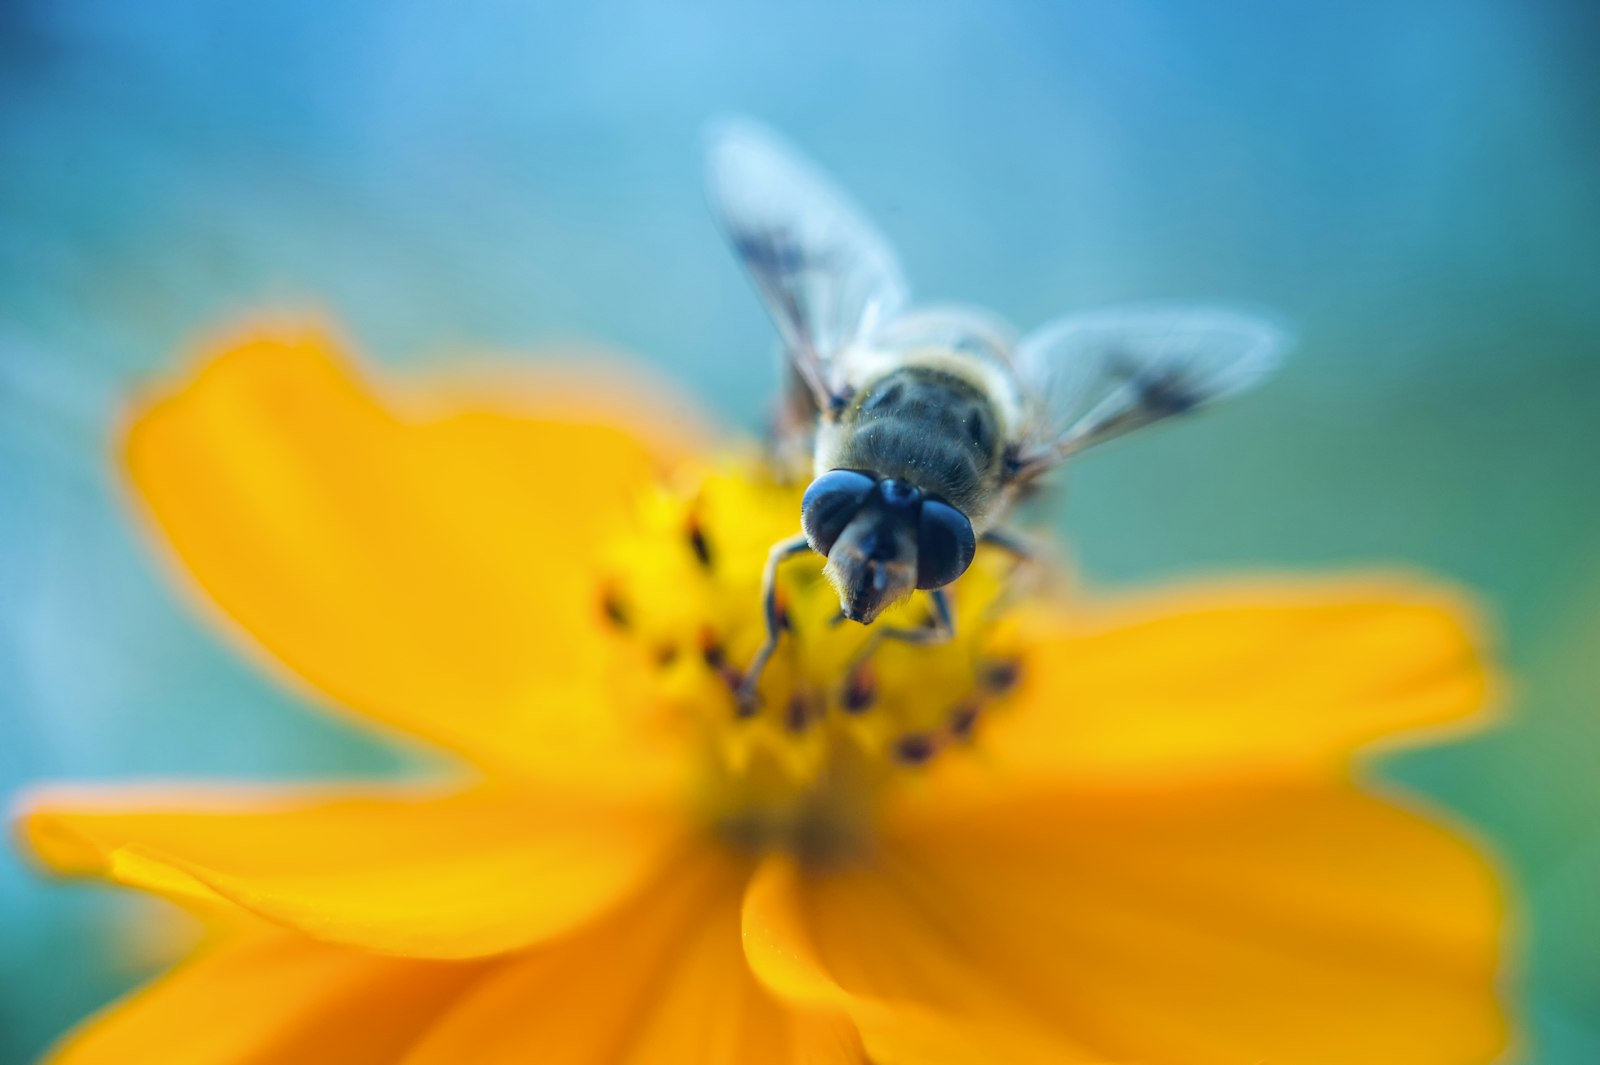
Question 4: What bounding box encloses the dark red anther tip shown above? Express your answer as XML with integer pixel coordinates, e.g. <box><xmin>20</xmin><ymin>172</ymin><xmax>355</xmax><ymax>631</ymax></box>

<box><xmin>686</xmin><ymin>520</ymin><xmax>713</xmax><ymax>569</ymax></box>
<box><xmin>894</xmin><ymin>733</ymin><xmax>937</xmax><ymax>766</ymax></box>
<box><xmin>700</xmin><ymin>630</ymin><xmax>726</xmax><ymax>670</ymax></box>
<box><xmin>842</xmin><ymin>666</ymin><xmax>877</xmax><ymax>713</ymax></box>
<box><xmin>785</xmin><ymin>694</ymin><xmax>811</xmax><ymax>733</ymax></box>
<box><xmin>600</xmin><ymin>589</ymin><xmax>630</xmax><ymax>630</ymax></box>
<box><xmin>948</xmin><ymin>702</ymin><xmax>980</xmax><ymax>739</ymax></box>
<box><xmin>982</xmin><ymin>660</ymin><xmax>1022</xmax><ymax>695</ymax></box>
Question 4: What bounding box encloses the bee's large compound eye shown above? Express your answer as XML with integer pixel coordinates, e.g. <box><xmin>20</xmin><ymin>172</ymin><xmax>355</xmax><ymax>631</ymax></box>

<box><xmin>801</xmin><ymin>469</ymin><xmax>878</xmax><ymax>555</ymax></box>
<box><xmin>915</xmin><ymin>499</ymin><xmax>976</xmax><ymax>590</ymax></box>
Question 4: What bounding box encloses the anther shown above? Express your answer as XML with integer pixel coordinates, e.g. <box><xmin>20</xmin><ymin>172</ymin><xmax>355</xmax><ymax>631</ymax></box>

<box><xmin>785</xmin><ymin>694</ymin><xmax>811</xmax><ymax>734</ymax></box>
<box><xmin>948</xmin><ymin>702</ymin><xmax>981</xmax><ymax>740</ymax></box>
<box><xmin>841</xmin><ymin>665</ymin><xmax>876</xmax><ymax>713</ymax></box>
<box><xmin>982</xmin><ymin>659</ymin><xmax>1022</xmax><ymax>695</ymax></box>
<box><xmin>600</xmin><ymin>589</ymin><xmax>630</xmax><ymax>630</ymax></box>
<box><xmin>698</xmin><ymin>631</ymin><xmax>744</xmax><ymax>691</ymax></box>
<box><xmin>655</xmin><ymin>645</ymin><xmax>679</xmax><ymax>668</ymax></box>
<box><xmin>894</xmin><ymin>733</ymin><xmax>938</xmax><ymax>766</ymax></box>
<box><xmin>686</xmin><ymin>519</ymin><xmax>714</xmax><ymax>570</ymax></box>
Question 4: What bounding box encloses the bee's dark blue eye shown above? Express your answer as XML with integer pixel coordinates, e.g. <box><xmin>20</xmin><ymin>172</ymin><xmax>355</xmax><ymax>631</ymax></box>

<box><xmin>915</xmin><ymin>499</ymin><xmax>976</xmax><ymax>590</ymax></box>
<box><xmin>801</xmin><ymin>469</ymin><xmax>877</xmax><ymax>555</ymax></box>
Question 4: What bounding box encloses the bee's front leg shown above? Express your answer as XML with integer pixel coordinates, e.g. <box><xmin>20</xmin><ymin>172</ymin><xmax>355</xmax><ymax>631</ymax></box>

<box><xmin>840</xmin><ymin>588</ymin><xmax>955</xmax><ymax>703</ymax></box>
<box><xmin>865</xmin><ymin>586</ymin><xmax>955</xmax><ymax>647</ymax></box>
<box><xmin>837</xmin><ymin>531</ymin><xmax>1034</xmax><ymax>706</ymax></box>
<box><xmin>738</xmin><ymin>532</ymin><xmax>813</xmax><ymax>713</ymax></box>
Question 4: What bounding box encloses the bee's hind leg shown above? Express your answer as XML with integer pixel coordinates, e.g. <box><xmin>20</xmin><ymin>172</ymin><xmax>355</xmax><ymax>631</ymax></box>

<box><xmin>978</xmin><ymin>527</ymin><xmax>1044</xmax><ymax>616</ymax></box>
<box><xmin>737</xmin><ymin>532</ymin><xmax>813</xmax><ymax>714</ymax></box>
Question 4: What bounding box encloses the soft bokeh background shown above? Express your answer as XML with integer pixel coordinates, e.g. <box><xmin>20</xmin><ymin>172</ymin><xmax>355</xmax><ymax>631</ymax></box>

<box><xmin>2</xmin><ymin>1</ymin><xmax>1596</xmax><ymax>1060</ymax></box>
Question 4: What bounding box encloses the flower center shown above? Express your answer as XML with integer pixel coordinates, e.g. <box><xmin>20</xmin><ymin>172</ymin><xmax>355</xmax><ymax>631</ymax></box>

<box><xmin>598</xmin><ymin>463</ymin><xmax>1026</xmax><ymax>863</ymax></box>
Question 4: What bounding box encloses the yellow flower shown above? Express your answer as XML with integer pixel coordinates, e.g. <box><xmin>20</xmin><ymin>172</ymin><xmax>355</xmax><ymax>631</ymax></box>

<box><xmin>19</xmin><ymin>324</ymin><xmax>1510</xmax><ymax>1064</ymax></box>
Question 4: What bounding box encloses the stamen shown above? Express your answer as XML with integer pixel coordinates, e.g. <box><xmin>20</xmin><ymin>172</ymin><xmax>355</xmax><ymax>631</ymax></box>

<box><xmin>698</xmin><ymin>631</ymin><xmax>744</xmax><ymax>692</ymax></box>
<box><xmin>894</xmin><ymin>734</ymin><xmax>938</xmax><ymax>766</ymax></box>
<box><xmin>686</xmin><ymin>519</ymin><xmax>714</xmax><ymax>569</ymax></box>
<box><xmin>841</xmin><ymin>665</ymin><xmax>876</xmax><ymax>713</ymax></box>
<box><xmin>785</xmin><ymin>694</ymin><xmax>811</xmax><ymax>734</ymax></box>
<box><xmin>948</xmin><ymin>702</ymin><xmax>980</xmax><ymax>740</ymax></box>
<box><xmin>598</xmin><ymin>465</ymin><xmax>1029</xmax><ymax>858</ymax></box>
<box><xmin>600</xmin><ymin>589</ymin><xmax>630</xmax><ymax>630</ymax></box>
<box><xmin>982</xmin><ymin>659</ymin><xmax>1021</xmax><ymax>695</ymax></box>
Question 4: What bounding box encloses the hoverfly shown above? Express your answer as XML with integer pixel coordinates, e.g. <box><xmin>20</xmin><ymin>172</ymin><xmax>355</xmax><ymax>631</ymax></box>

<box><xmin>706</xmin><ymin>120</ymin><xmax>1287</xmax><ymax>705</ymax></box>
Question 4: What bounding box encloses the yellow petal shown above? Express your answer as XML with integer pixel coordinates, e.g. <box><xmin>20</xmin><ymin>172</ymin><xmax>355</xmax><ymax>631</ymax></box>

<box><xmin>987</xmin><ymin>577</ymin><xmax>1497</xmax><ymax>788</ymax></box>
<box><xmin>747</xmin><ymin>780</ymin><xmax>1509</xmax><ymax>1065</ymax></box>
<box><xmin>19</xmin><ymin>783</ymin><xmax>687</xmax><ymax>959</ymax></box>
<box><xmin>744</xmin><ymin>855</ymin><xmax>1104</xmax><ymax>1065</ymax></box>
<box><xmin>124</xmin><ymin>322</ymin><xmax>686</xmax><ymax>777</ymax></box>
<box><xmin>405</xmin><ymin>841</ymin><xmax>862</xmax><ymax>1065</ymax></box>
<box><xmin>45</xmin><ymin>931</ymin><xmax>484</xmax><ymax>1065</ymax></box>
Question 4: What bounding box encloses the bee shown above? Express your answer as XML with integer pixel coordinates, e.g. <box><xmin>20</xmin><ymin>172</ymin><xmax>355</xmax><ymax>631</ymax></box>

<box><xmin>706</xmin><ymin>120</ymin><xmax>1288</xmax><ymax>704</ymax></box>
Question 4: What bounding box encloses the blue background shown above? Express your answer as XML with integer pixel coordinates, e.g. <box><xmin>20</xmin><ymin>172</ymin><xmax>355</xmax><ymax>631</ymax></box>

<box><xmin>2</xmin><ymin>1</ymin><xmax>1597</xmax><ymax>1060</ymax></box>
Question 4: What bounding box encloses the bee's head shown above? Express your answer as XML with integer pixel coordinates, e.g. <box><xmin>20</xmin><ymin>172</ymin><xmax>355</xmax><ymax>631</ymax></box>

<box><xmin>800</xmin><ymin>469</ymin><xmax>977</xmax><ymax>625</ymax></box>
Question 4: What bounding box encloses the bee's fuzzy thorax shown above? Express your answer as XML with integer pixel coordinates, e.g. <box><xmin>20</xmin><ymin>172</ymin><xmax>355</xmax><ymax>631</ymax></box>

<box><xmin>838</xmin><ymin>343</ymin><xmax>1029</xmax><ymax>439</ymax></box>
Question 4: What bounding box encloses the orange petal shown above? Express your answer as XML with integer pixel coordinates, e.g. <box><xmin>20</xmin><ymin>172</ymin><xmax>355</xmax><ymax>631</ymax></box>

<box><xmin>19</xmin><ymin>783</ymin><xmax>687</xmax><ymax>959</ymax></box>
<box><xmin>405</xmin><ymin>842</ymin><xmax>862</xmax><ymax>1065</ymax></box>
<box><xmin>987</xmin><ymin>576</ymin><xmax>1497</xmax><ymax>788</ymax></box>
<box><xmin>124</xmin><ymin>322</ymin><xmax>688</xmax><ymax>777</ymax></box>
<box><xmin>747</xmin><ymin>781</ymin><xmax>1509</xmax><ymax>1065</ymax></box>
<box><xmin>45</xmin><ymin>931</ymin><xmax>485</xmax><ymax>1065</ymax></box>
<box><xmin>744</xmin><ymin>855</ymin><xmax>1103</xmax><ymax>1065</ymax></box>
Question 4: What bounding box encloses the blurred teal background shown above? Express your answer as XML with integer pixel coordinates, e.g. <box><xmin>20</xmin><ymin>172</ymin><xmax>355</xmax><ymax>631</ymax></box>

<box><xmin>2</xmin><ymin>1</ymin><xmax>1597</xmax><ymax>1060</ymax></box>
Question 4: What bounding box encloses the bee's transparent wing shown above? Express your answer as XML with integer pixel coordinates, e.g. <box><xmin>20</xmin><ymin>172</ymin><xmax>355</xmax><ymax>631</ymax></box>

<box><xmin>1011</xmin><ymin>305</ymin><xmax>1288</xmax><ymax>479</ymax></box>
<box><xmin>706</xmin><ymin>119</ymin><xmax>911</xmax><ymax>405</ymax></box>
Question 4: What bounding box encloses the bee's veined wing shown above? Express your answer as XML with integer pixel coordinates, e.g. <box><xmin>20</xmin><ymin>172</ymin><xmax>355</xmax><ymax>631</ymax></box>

<box><xmin>705</xmin><ymin>119</ymin><xmax>911</xmax><ymax>405</ymax></box>
<box><xmin>1011</xmin><ymin>305</ymin><xmax>1288</xmax><ymax>478</ymax></box>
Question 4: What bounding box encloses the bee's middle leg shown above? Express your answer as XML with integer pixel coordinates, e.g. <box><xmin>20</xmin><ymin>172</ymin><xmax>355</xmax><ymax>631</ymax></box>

<box><xmin>978</xmin><ymin>527</ymin><xmax>1041</xmax><ymax>617</ymax></box>
<box><xmin>738</xmin><ymin>532</ymin><xmax>813</xmax><ymax>713</ymax></box>
<box><xmin>871</xmin><ymin>586</ymin><xmax>955</xmax><ymax>647</ymax></box>
<box><xmin>979</xmin><ymin>527</ymin><xmax>1034</xmax><ymax>562</ymax></box>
